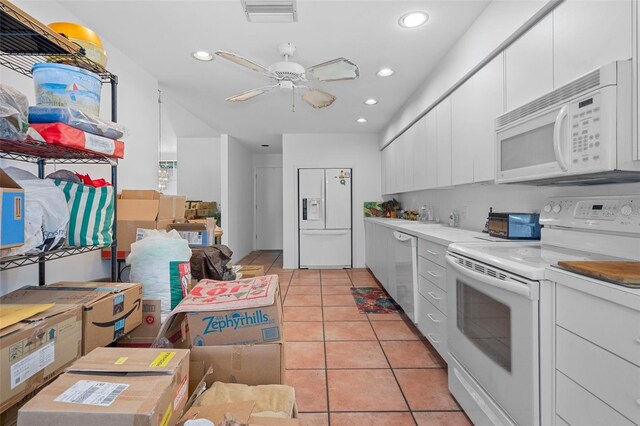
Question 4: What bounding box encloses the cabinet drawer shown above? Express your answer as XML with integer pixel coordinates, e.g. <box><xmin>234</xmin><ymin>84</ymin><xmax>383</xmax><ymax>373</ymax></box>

<box><xmin>417</xmin><ymin>295</ymin><xmax>447</xmax><ymax>360</ymax></box>
<box><xmin>556</xmin><ymin>326</ymin><xmax>640</xmax><ymax>423</ymax></box>
<box><xmin>556</xmin><ymin>371</ymin><xmax>634</xmax><ymax>426</ymax></box>
<box><xmin>556</xmin><ymin>284</ymin><xmax>640</xmax><ymax>367</ymax></box>
<box><xmin>418</xmin><ymin>275</ymin><xmax>447</xmax><ymax>315</ymax></box>
<box><xmin>418</xmin><ymin>257</ymin><xmax>446</xmax><ymax>291</ymax></box>
<box><xmin>418</xmin><ymin>239</ymin><xmax>446</xmax><ymax>267</ymax></box>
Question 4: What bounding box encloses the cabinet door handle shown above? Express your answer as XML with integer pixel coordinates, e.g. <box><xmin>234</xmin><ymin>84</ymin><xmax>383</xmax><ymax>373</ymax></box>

<box><xmin>427</xmin><ymin>271</ymin><xmax>440</xmax><ymax>278</ymax></box>
<box><xmin>427</xmin><ymin>333</ymin><xmax>440</xmax><ymax>344</ymax></box>
<box><xmin>427</xmin><ymin>291</ymin><xmax>441</xmax><ymax>301</ymax></box>
<box><xmin>427</xmin><ymin>313</ymin><xmax>440</xmax><ymax>323</ymax></box>
<box><xmin>426</xmin><ymin>250</ymin><xmax>439</xmax><ymax>255</ymax></box>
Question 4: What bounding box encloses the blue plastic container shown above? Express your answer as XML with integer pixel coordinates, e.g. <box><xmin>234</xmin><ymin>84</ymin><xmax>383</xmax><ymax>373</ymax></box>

<box><xmin>32</xmin><ymin>63</ymin><xmax>102</xmax><ymax>117</ymax></box>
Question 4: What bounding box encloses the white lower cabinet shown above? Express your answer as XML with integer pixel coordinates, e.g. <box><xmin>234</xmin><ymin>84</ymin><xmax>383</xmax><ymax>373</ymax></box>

<box><xmin>417</xmin><ymin>294</ymin><xmax>447</xmax><ymax>356</ymax></box>
<box><xmin>553</xmin><ymin>280</ymin><xmax>640</xmax><ymax>425</ymax></box>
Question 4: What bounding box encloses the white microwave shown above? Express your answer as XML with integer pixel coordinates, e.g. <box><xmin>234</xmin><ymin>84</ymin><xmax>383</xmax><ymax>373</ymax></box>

<box><xmin>495</xmin><ymin>61</ymin><xmax>640</xmax><ymax>185</ymax></box>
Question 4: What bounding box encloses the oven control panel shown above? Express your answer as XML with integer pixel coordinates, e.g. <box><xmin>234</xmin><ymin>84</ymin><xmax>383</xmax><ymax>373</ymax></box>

<box><xmin>540</xmin><ymin>196</ymin><xmax>640</xmax><ymax>234</ymax></box>
<box><xmin>570</xmin><ymin>93</ymin><xmax>603</xmax><ymax>167</ymax></box>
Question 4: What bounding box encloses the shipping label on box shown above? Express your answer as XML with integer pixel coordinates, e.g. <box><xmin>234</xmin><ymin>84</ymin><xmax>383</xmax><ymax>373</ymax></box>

<box><xmin>0</xmin><ymin>302</ymin><xmax>82</xmax><ymax>413</ymax></box>
<box><xmin>158</xmin><ymin>276</ymin><xmax>282</xmax><ymax>347</ymax></box>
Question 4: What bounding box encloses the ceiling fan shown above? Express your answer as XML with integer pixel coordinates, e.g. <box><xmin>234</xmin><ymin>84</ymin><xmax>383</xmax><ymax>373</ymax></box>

<box><xmin>215</xmin><ymin>43</ymin><xmax>359</xmax><ymax>109</ymax></box>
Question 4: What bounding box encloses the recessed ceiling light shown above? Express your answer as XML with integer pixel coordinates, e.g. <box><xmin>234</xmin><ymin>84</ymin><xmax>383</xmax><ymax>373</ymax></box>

<box><xmin>399</xmin><ymin>11</ymin><xmax>429</xmax><ymax>28</ymax></box>
<box><xmin>377</xmin><ymin>68</ymin><xmax>395</xmax><ymax>77</ymax></box>
<box><xmin>364</xmin><ymin>98</ymin><xmax>378</xmax><ymax>105</ymax></box>
<box><xmin>356</xmin><ymin>118</ymin><xmax>367</xmax><ymax>123</ymax></box>
<box><xmin>261</xmin><ymin>144</ymin><xmax>270</xmax><ymax>147</ymax></box>
<box><xmin>192</xmin><ymin>50</ymin><xmax>213</xmax><ymax>61</ymax></box>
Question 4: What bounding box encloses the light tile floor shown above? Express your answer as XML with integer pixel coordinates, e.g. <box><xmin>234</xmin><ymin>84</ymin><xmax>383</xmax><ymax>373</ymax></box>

<box><xmin>237</xmin><ymin>250</ymin><xmax>472</xmax><ymax>426</ymax></box>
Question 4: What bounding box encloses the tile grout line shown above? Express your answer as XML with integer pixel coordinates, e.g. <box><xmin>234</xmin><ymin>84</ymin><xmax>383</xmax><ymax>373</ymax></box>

<box><xmin>364</xmin><ymin>275</ymin><xmax>419</xmax><ymax>426</ymax></box>
<box><xmin>319</xmin><ymin>270</ymin><xmax>332</xmax><ymax>426</ymax></box>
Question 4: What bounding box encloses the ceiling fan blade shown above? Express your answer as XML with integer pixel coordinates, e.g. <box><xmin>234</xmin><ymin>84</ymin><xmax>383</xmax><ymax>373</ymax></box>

<box><xmin>306</xmin><ymin>58</ymin><xmax>359</xmax><ymax>82</ymax></box>
<box><xmin>225</xmin><ymin>85</ymin><xmax>276</xmax><ymax>102</ymax></box>
<box><xmin>302</xmin><ymin>89</ymin><xmax>336</xmax><ymax>109</ymax></box>
<box><xmin>215</xmin><ymin>50</ymin><xmax>270</xmax><ymax>73</ymax></box>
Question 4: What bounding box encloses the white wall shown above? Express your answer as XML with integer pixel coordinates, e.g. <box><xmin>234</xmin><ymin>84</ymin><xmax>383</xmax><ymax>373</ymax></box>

<box><xmin>0</xmin><ymin>1</ymin><xmax>215</xmax><ymax>294</ymax></box>
<box><xmin>398</xmin><ymin>182</ymin><xmax>640</xmax><ymax>233</ymax></box>
<box><xmin>177</xmin><ymin>138</ymin><xmax>221</xmax><ymax>201</ymax></box>
<box><xmin>380</xmin><ymin>0</ymin><xmax>552</xmax><ymax>147</ymax></box>
<box><xmin>253</xmin><ymin>154</ymin><xmax>283</xmax><ymax>168</ymax></box>
<box><xmin>282</xmin><ymin>134</ymin><xmax>381</xmax><ymax>269</ymax></box>
<box><xmin>220</xmin><ymin>135</ymin><xmax>254</xmax><ymax>262</ymax></box>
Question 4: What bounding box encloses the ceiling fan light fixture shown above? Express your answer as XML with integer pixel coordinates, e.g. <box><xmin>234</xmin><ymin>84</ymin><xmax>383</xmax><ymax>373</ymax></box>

<box><xmin>364</xmin><ymin>98</ymin><xmax>378</xmax><ymax>105</ymax></box>
<box><xmin>399</xmin><ymin>11</ymin><xmax>429</xmax><ymax>28</ymax></box>
<box><xmin>356</xmin><ymin>118</ymin><xmax>367</xmax><ymax>123</ymax></box>
<box><xmin>377</xmin><ymin>68</ymin><xmax>395</xmax><ymax>77</ymax></box>
<box><xmin>192</xmin><ymin>50</ymin><xmax>213</xmax><ymax>61</ymax></box>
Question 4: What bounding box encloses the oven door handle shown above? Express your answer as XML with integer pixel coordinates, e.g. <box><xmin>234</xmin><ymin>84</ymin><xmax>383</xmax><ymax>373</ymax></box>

<box><xmin>446</xmin><ymin>254</ymin><xmax>537</xmax><ymax>300</ymax></box>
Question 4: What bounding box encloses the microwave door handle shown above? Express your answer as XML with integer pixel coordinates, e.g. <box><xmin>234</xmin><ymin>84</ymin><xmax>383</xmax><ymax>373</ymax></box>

<box><xmin>553</xmin><ymin>105</ymin><xmax>569</xmax><ymax>172</ymax></box>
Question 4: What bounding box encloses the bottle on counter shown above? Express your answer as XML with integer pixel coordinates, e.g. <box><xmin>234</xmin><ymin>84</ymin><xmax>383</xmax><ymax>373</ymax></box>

<box><xmin>420</xmin><ymin>205</ymin><xmax>427</xmax><ymax>222</ymax></box>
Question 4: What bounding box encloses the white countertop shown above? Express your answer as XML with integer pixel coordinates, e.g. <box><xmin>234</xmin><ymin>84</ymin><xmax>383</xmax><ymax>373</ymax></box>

<box><xmin>364</xmin><ymin>217</ymin><xmax>495</xmax><ymax>246</ymax></box>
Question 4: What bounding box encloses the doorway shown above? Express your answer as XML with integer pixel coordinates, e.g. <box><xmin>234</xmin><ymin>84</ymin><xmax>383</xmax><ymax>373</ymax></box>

<box><xmin>255</xmin><ymin>167</ymin><xmax>283</xmax><ymax>250</ymax></box>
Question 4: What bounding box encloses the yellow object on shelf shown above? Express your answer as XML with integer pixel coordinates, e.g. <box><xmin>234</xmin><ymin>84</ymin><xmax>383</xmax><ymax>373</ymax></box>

<box><xmin>48</xmin><ymin>22</ymin><xmax>103</xmax><ymax>48</ymax></box>
<box><xmin>48</xmin><ymin>22</ymin><xmax>108</xmax><ymax>68</ymax></box>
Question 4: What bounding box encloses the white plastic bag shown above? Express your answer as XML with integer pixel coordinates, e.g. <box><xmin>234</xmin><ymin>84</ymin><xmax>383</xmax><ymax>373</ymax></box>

<box><xmin>127</xmin><ymin>229</ymin><xmax>192</xmax><ymax>320</ymax></box>
<box><xmin>4</xmin><ymin>167</ymin><xmax>69</xmax><ymax>254</ymax></box>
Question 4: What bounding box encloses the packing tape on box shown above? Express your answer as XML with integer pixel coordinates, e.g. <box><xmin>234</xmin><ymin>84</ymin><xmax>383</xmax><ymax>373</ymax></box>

<box><xmin>232</xmin><ymin>347</ymin><xmax>243</xmax><ymax>371</ymax></box>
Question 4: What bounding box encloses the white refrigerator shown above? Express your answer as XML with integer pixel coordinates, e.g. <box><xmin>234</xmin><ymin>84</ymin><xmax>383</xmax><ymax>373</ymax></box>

<box><xmin>298</xmin><ymin>168</ymin><xmax>352</xmax><ymax>268</ymax></box>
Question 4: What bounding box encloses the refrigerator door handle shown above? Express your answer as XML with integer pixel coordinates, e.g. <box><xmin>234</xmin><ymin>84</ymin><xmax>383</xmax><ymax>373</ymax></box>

<box><xmin>302</xmin><ymin>198</ymin><xmax>308</xmax><ymax>220</ymax></box>
<box><xmin>300</xmin><ymin>230</ymin><xmax>350</xmax><ymax>236</ymax></box>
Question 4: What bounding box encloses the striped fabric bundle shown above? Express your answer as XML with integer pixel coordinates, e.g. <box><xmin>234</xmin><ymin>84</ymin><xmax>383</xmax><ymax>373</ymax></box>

<box><xmin>54</xmin><ymin>180</ymin><xmax>114</xmax><ymax>247</ymax></box>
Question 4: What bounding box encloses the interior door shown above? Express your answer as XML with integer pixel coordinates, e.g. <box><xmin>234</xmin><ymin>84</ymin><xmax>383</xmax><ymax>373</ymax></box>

<box><xmin>256</xmin><ymin>167</ymin><xmax>283</xmax><ymax>250</ymax></box>
<box><xmin>325</xmin><ymin>168</ymin><xmax>351</xmax><ymax>229</ymax></box>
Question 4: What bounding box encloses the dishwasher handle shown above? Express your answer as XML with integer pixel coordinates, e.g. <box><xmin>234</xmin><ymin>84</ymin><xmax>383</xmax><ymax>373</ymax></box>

<box><xmin>393</xmin><ymin>231</ymin><xmax>414</xmax><ymax>242</ymax></box>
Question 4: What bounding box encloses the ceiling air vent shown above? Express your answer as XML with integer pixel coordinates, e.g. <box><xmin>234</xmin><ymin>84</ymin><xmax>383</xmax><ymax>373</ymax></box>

<box><xmin>241</xmin><ymin>0</ymin><xmax>297</xmax><ymax>23</ymax></box>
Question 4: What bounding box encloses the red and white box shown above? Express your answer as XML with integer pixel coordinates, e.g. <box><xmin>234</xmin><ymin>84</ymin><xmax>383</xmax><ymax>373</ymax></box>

<box><xmin>30</xmin><ymin>122</ymin><xmax>125</xmax><ymax>158</ymax></box>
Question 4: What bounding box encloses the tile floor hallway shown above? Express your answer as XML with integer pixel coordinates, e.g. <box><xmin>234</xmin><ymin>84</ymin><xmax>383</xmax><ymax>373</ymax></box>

<box><xmin>237</xmin><ymin>250</ymin><xmax>472</xmax><ymax>426</ymax></box>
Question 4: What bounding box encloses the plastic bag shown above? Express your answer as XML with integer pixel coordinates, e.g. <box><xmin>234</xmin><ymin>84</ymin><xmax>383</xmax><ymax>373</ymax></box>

<box><xmin>4</xmin><ymin>167</ymin><xmax>69</xmax><ymax>254</ymax></box>
<box><xmin>127</xmin><ymin>230</ymin><xmax>192</xmax><ymax>320</ymax></box>
<box><xmin>28</xmin><ymin>106</ymin><xmax>128</xmax><ymax>140</ymax></box>
<box><xmin>0</xmin><ymin>85</ymin><xmax>29</xmax><ymax>141</ymax></box>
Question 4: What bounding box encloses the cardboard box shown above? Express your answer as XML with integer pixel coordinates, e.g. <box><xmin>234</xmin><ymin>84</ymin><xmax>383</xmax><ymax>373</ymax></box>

<box><xmin>114</xmin><ymin>299</ymin><xmax>162</xmax><ymax>348</ymax></box>
<box><xmin>0</xmin><ymin>169</ymin><xmax>25</xmax><ymax>249</ymax></box>
<box><xmin>179</xmin><ymin>344</ymin><xmax>296</xmax><ymax>426</ymax></box>
<box><xmin>168</xmin><ymin>223</ymin><xmax>215</xmax><ymax>247</ymax></box>
<box><xmin>44</xmin><ymin>282</ymin><xmax>143</xmax><ymax>354</ymax></box>
<box><xmin>116</xmin><ymin>189</ymin><xmax>187</xmax><ymax>252</ymax></box>
<box><xmin>158</xmin><ymin>276</ymin><xmax>282</xmax><ymax>347</ymax></box>
<box><xmin>184</xmin><ymin>209</ymin><xmax>197</xmax><ymax>220</ymax></box>
<box><xmin>18</xmin><ymin>347</ymin><xmax>190</xmax><ymax>426</ymax></box>
<box><xmin>0</xmin><ymin>290</ymin><xmax>82</xmax><ymax>413</ymax></box>
<box><xmin>239</xmin><ymin>265</ymin><xmax>265</xmax><ymax>279</ymax></box>
<box><xmin>196</xmin><ymin>208</ymin><xmax>216</xmax><ymax>218</ymax></box>
<box><xmin>197</xmin><ymin>202</ymin><xmax>217</xmax><ymax>211</ymax></box>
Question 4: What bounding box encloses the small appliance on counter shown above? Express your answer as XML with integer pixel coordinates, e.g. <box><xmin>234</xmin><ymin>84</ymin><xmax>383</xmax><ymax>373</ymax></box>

<box><xmin>487</xmin><ymin>212</ymin><xmax>541</xmax><ymax>239</ymax></box>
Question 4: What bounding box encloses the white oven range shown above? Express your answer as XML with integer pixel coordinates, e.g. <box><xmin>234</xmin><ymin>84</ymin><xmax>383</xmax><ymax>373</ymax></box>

<box><xmin>445</xmin><ymin>195</ymin><xmax>640</xmax><ymax>426</ymax></box>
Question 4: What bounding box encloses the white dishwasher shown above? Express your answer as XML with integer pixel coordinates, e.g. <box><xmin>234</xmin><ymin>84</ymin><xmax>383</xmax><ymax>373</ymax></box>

<box><xmin>392</xmin><ymin>231</ymin><xmax>418</xmax><ymax>323</ymax></box>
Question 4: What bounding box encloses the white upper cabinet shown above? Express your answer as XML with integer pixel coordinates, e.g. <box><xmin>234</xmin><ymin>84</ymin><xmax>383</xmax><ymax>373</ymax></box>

<box><xmin>402</xmin><ymin>125</ymin><xmax>416</xmax><ymax>192</ymax></box>
<box><xmin>451</xmin><ymin>55</ymin><xmax>504</xmax><ymax>185</ymax></box>
<box><xmin>472</xmin><ymin>55</ymin><xmax>505</xmax><ymax>183</ymax></box>
<box><xmin>436</xmin><ymin>98</ymin><xmax>452</xmax><ymax>187</ymax></box>
<box><xmin>505</xmin><ymin>14</ymin><xmax>553</xmax><ymax>110</ymax></box>
<box><xmin>412</xmin><ymin>116</ymin><xmax>430</xmax><ymax>191</ymax></box>
<box><xmin>553</xmin><ymin>0</ymin><xmax>632</xmax><ymax>87</ymax></box>
<box><xmin>451</xmin><ymin>79</ymin><xmax>475</xmax><ymax>185</ymax></box>
<box><xmin>424</xmin><ymin>112</ymin><xmax>438</xmax><ymax>189</ymax></box>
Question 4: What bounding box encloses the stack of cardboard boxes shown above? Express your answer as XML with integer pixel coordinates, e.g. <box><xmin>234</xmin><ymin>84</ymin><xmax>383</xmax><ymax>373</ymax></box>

<box><xmin>11</xmin><ymin>275</ymin><xmax>296</xmax><ymax>425</ymax></box>
<box><xmin>0</xmin><ymin>282</ymin><xmax>142</xmax><ymax>425</ymax></box>
<box><xmin>184</xmin><ymin>201</ymin><xmax>217</xmax><ymax>220</ymax></box>
<box><xmin>110</xmin><ymin>190</ymin><xmax>186</xmax><ymax>255</ymax></box>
